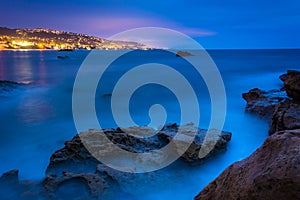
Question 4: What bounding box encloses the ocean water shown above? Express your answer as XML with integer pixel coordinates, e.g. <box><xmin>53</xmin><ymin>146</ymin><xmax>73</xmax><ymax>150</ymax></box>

<box><xmin>0</xmin><ymin>49</ymin><xmax>299</xmax><ymax>199</ymax></box>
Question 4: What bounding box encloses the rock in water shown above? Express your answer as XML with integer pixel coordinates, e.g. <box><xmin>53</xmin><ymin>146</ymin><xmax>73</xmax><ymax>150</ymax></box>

<box><xmin>0</xmin><ymin>169</ymin><xmax>41</xmax><ymax>199</ymax></box>
<box><xmin>175</xmin><ymin>51</ymin><xmax>193</xmax><ymax>57</ymax></box>
<box><xmin>242</xmin><ymin>88</ymin><xmax>287</xmax><ymax>121</ymax></box>
<box><xmin>46</xmin><ymin>124</ymin><xmax>231</xmax><ymax>175</ymax></box>
<box><xmin>0</xmin><ymin>170</ymin><xmax>109</xmax><ymax>199</ymax></box>
<box><xmin>0</xmin><ymin>169</ymin><xmax>19</xmax><ymax>185</ymax></box>
<box><xmin>158</xmin><ymin>126</ymin><xmax>232</xmax><ymax>163</ymax></box>
<box><xmin>0</xmin><ymin>80</ymin><xmax>28</xmax><ymax>94</ymax></box>
<box><xmin>42</xmin><ymin>172</ymin><xmax>108</xmax><ymax>199</ymax></box>
<box><xmin>242</xmin><ymin>70</ymin><xmax>300</xmax><ymax>135</ymax></box>
<box><xmin>57</xmin><ymin>55</ymin><xmax>69</xmax><ymax>59</ymax></box>
<box><xmin>280</xmin><ymin>70</ymin><xmax>300</xmax><ymax>100</ymax></box>
<box><xmin>0</xmin><ymin>124</ymin><xmax>231</xmax><ymax>199</ymax></box>
<box><xmin>195</xmin><ymin>129</ymin><xmax>300</xmax><ymax>200</ymax></box>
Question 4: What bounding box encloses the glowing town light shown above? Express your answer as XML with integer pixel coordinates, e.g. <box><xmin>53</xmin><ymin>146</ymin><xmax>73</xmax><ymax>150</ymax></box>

<box><xmin>12</xmin><ymin>40</ymin><xmax>33</xmax><ymax>47</ymax></box>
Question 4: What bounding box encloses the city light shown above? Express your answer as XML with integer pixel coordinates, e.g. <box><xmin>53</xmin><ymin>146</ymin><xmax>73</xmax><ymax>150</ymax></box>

<box><xmin>0</xmin><ymin>28</ymin><xmax>149</xmax><ymax>50</ymax></box>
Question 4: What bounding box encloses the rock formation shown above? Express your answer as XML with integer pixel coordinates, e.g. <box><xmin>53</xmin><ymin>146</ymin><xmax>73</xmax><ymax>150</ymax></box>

<box><xmin>280</xmin><ymin>70</ymin><xmax>300</xmax><ymax>100</ymax></box>
<box><xmin>243</xmin><ymin>70</ymin><xmax>300</xmax><ymax>134</ymax></box>
<box><xmin>46</xmin><ymin>124</ymin><xmax>231</xmax><ymax>176</ymax></box>
<box><xmin>242</xmin><ymin>88</ymin><xmax>287</xmax><ymax>121</ymax></box>
<box><xmin>0</xmin><ymin>169</ymin><xmax>41</xmax><ymax>199</ymax></box>
<box><xmin>42</xmin><ymin>172</ymin><xmax>108</xmax><ymax>199</ymax></box>
<box><xmin>195</xmin><ymin>70</ymin><xmax>300</xmax><ymax>199</ymax></box>
<box><xmin>0</xmin><ymin>124</ymin><xmax>231</xmax><ymax>199</ymax></box>
<box><xmin>269</xmin><ymin>99</ymin><xmax>300</xmax><ymax>134</ymax></box>
<box><xmin>195</xmin><ymin>129</ymin><xmax>300</xmax><ymax>200</ymax></box>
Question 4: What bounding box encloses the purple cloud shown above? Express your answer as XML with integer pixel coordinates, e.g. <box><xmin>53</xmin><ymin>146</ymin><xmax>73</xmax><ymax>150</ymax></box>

<box><xmin>69</xmin><ymin>15</ymin><xmax>216</xmax><ymax>38</ymax></box>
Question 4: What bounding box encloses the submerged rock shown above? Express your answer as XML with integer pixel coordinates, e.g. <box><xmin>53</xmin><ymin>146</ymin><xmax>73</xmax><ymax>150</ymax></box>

<box><xmin>195</xmin><ymin>129</ymin><xmax>300</xmax><ymax>200</ymax></box>
<box><xmin>57</xmin><ymin>55</ymin><xmax>69</xmax><ymax>59</ymax></box>
<box><xmin>0</xmin><ymin>169</ymin><xmax>41</xmax><ymax>200</ymax></box>
<box><xmin>0</xmin><ymin>169</ymin><xmax>19</xmax><ymax>185</ymax></box>
<box><xmin>0</xmin><ymin>170</ymin><xmax>109</xmax><ymax>200</ymax></box>
<box><xmin>280</xmin><ymin>70</ymin><xmax>300</xmax><ymax>100</ymax></box>
<box><xmin>0</xmin><ymin>80</ymin><xmax>28</xmax><ymax>94</ymax></box>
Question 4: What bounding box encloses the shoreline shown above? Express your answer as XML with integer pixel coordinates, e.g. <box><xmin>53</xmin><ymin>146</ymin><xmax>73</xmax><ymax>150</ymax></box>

<box><xmin>1</xmin><ymin>48</ymin><xmax>300</xmax><ymax>51</ymax></box>
<box><xmin>196</xmin><ymin>70</ymin><xmax>300</xmax><ymax>199</ymax></box>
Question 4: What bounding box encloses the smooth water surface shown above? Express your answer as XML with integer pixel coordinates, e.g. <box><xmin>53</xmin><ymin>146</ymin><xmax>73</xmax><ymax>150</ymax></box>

<box><xmin>0</xmin><ymin>49</ymin><xmax>299</xmax><ymax>199</ymax></box>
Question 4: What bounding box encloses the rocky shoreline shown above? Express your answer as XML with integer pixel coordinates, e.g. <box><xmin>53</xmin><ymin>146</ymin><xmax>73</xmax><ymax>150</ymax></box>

<box><xmin>1</xmin><ymin>70</ymin><xmax>299</xmax><ymax>199</ymax></box>
<box><xmin>242</xmin><ymin>70</ymin><xmax>300</xmax><ymax>134</ymax></box>
<box><xmin>195</xmin><ymin>70</ymin><xmax>300</xmax><ymax>199</ymax></box>
<box><xmin>0</xmin><ymin>124</ymin><xmax>231</xmax><ymax>199</ymax></box>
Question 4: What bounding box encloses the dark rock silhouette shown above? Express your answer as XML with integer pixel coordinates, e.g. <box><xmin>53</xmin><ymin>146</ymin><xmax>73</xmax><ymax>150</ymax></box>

<box><xmin>0</xmin><ymin>80</ymin><xmax>29</xmax><ymax>94</ymax></box>
<box><xmin>175</xmin><ymin>51</ymin><xmax>193</xmax><ymax>57</ymax></box>
<box><xmin>57</xmin><ymin>55</ymin><xmax>69</xmax><ymax>59</ymax></box>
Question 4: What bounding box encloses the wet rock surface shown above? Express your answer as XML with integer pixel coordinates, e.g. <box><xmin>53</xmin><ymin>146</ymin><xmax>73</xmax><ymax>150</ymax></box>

<box><xmin>46</xmin><ymin>124</ymin><xmax>232</xmax><ymax>175</ymax></box>
<box><xmin>269</xmin><ymin>99</ymin><xmax>300</xmax><ymax>134</ymax></box>
<box><xmin>195</xmin><ymin>129</ymin><xmax>300</xmax><ymax>200</ymax></box>
<box><xmin>242</xmin><ymin>88</ymin><xmax>288</xmax><ymax>121</ymax></box>
<box><xmin>158</xmin><ymin>126</ymin><xmax>232</xmax><ymax>163</ymax></box>
<box><xmin>42</xmin><ymin>172</ymin><xmax>108</xmax><ymax>199</ymax></box>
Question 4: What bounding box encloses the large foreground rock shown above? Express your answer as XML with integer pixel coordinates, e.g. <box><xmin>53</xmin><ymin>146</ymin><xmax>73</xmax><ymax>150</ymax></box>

<box><xmin>46</xmin><ymin>124</ymin><xmax>232</xmax><ymax>175</ymax></box>
<box><xmin>195</xmin><ymin>129</ymin><xmax>300</xmax><ymax>200</ymax></box>
<box><xmin>0</xmin><ymin>124</ymin><xmax>231</xmax><ymax>199</ymax></box>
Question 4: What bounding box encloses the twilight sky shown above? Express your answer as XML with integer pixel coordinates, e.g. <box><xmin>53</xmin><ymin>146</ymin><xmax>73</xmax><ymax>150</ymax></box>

<box><xmin>1</xmin><ymin>0</ymin><xmax>299</xmax><ymax>49</ymax></box>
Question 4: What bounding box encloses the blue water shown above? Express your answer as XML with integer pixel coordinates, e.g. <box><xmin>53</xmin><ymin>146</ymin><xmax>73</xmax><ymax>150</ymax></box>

<box><xmin>0</xmin><ymin>49</ymin><xmax>299</xmax><ymax>199</ymax></box>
